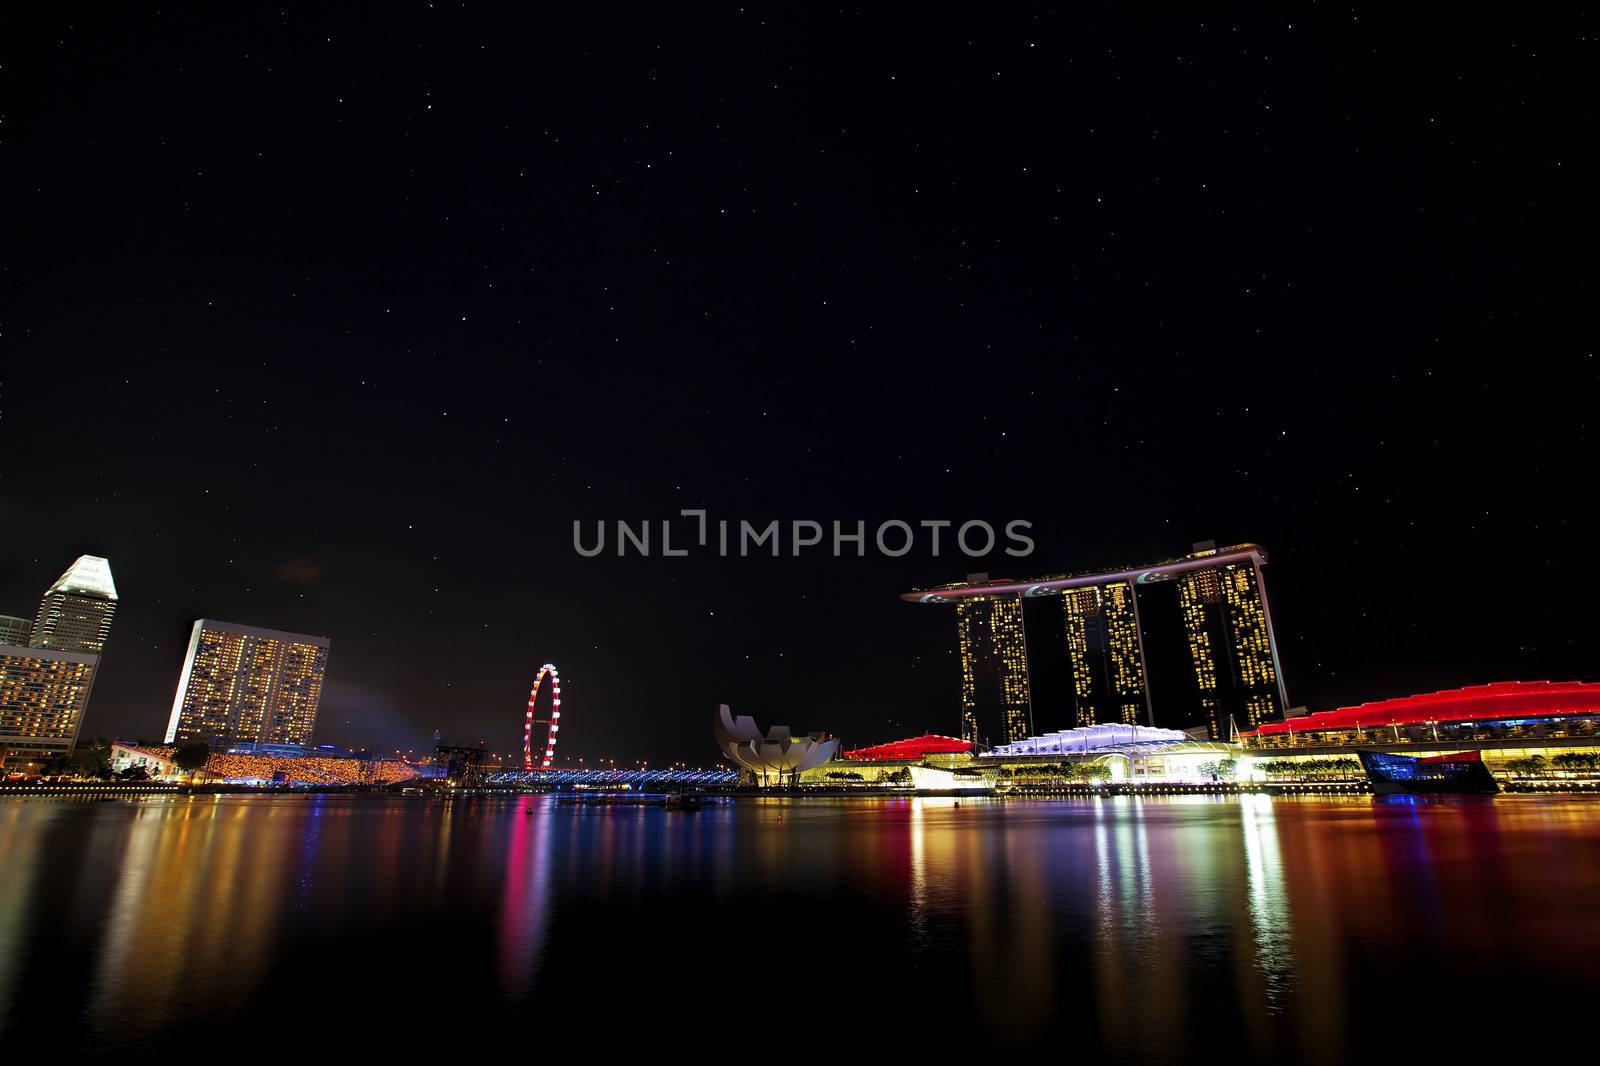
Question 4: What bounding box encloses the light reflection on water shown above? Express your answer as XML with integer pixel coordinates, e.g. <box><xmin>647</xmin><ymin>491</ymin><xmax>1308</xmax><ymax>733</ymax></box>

<box><xmin>2</xmin><ymin>793</ymin><xmax>1599</xmax><ymax>1057</ymax></box>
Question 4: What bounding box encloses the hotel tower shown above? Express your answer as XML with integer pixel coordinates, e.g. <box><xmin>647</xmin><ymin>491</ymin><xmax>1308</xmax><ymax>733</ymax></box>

<box><xmin>905</xmin><ymin>543</ymin><xmax>1289</xmax><ymax>743</ymax></box>
<box><xmin>164</xmin><ymin>620</ymin><xmax>330</xmax><ymax>747</ymax></box>
<box><xmin>955</xmin><ymin>592</ymin><xmax>1033</xmax><ymax>747</ymax></box>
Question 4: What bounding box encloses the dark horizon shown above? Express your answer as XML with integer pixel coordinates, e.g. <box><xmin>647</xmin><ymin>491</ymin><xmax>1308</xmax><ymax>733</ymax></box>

<box><xmin>4</xmin><ymin>5</ymin><xmax>1591</xmax><ymax>763</ymax></box>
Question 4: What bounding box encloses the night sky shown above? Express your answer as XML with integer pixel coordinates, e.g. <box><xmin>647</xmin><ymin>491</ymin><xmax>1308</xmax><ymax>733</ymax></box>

<box><xmin>3</xmin><ymin>5</ymin><xmax>1592</xmax><ymax>763</ymax></box>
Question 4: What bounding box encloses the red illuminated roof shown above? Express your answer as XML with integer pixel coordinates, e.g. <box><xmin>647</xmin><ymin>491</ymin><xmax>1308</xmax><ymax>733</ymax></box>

<box><xmin>1244</xmin><ymin>681</ymin><xmax>1600</xmax><ymax>736</ymax></box>
<box><xmin>843</xmin><ymin>734</ymin><xmax>973</xmax><ymax>761</ymax></box>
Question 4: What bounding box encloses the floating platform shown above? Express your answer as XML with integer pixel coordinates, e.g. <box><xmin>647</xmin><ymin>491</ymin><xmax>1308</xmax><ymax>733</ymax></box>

<box><xmin>1357</xmin><ymin>749</ymin><xmax>1500</xmax><ymax>795</ymax></box>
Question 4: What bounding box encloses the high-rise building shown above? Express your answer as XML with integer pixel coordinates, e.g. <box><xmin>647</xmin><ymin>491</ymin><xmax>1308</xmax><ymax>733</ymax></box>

<box><xmin>0</xmin><ymin>645</ymin><xmax>98</xmax><ymax>770</ymax></box>
<box><xmin>905</xmin><ymin>543</ymin><xmax>1289</xmax><ymax>742</ymax></box>
<box><xmin>0</xmin><ymin>616</ymin><xmax>32</xmax><ymax>647</ymax></box>
<box><xmin>955</xmin><ymin>591</ymin><xmax>1033</xmax><ymax>748</ymax></box>
<box><xmin>30</xmin><ymin>555</ymin><xmax>118</xmax><ymax>655</ymax></box>
<box><xmin>1177</xmin><ymin>552</ymin><xmax>1283</xmax><ymax>740</ymax></box>
<box><xmin>0</xmin><ymin>556</ymin><xmax>118</xmax><ymax>769</ymax></box>
<box><xmin>163</xmin><ymin>620</ymin><xmax>331</xmax><ymax>747</ymax></box>
<box><xmin>1061</xmin><ymin>582</ymin><xmax>1149</xmax><ymax>727</ymax></box>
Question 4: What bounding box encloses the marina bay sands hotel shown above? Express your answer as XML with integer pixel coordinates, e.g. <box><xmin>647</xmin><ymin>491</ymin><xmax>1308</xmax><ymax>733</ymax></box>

<box><xmin>902</xmin><ymin>542</ymin><xmax>1289</xmax><ymax>745</ymax></box>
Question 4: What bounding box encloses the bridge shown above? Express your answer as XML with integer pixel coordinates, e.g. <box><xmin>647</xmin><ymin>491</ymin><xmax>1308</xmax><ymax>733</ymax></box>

<box><xmin>487</xmin><ymin>767</ymin><xmax>738</xmax><ymax>788</ymax></box>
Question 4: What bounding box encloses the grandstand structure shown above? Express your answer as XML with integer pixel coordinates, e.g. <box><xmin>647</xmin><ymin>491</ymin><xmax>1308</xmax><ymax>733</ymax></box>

<box><xmin>489</xmin><ymin>767</ymin><xmax>739</xmax><ymax>788</ymax></box>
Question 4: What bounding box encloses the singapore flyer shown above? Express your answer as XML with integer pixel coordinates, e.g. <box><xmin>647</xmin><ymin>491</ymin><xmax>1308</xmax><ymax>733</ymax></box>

<box><xmin>521</xmin><ymin>663</ymin><xmax>563</xmax><ymax>770</ymax></box>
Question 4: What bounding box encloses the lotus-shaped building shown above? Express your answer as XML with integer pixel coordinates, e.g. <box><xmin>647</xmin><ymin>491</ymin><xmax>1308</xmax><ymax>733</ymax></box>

<box><xmin>714</xmin><ymin>704</ymin><xmax>839</xmax><ymax>786</ymax></box>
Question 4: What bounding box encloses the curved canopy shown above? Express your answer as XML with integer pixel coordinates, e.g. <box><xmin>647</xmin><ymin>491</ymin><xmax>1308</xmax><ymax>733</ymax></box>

<box><xmin>843</xmin><ymin>734</ymin><xmax>972</xmax><ymax>761</ymax></box>
<box><xmin>1244</xmin><ymin>680</ymin><xmax>1600</xmax><ymax>736</ymax></box>
<box><xmin>982</xmin><ymin>723</ymin><xmax>1190</xmax><ymax>757</ymax></box>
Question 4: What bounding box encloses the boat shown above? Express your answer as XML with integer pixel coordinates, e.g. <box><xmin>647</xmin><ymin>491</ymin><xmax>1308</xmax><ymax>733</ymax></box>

<box><xmin>1357</xmin><ymin>749</ymin><xmax>1500</xmax><ymax>795</ymax></box>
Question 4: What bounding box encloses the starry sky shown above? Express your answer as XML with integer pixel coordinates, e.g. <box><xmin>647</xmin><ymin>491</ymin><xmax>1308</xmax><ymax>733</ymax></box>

<box><xmin>2</xmin><ymin>5</ymin><xmax>1592</xmax><ymax>763</ymax></box>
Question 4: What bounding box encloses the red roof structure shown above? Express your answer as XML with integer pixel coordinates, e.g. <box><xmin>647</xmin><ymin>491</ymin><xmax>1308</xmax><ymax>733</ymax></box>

<box><xmin>842</xmin><ymin>734</ymin><xmax>973</xmax><ymax>761</ymax></box>
<box><xmin>1243</xmin><ymin>681</ymin><xmax>1600</xmax><ymax>736</ymax></box>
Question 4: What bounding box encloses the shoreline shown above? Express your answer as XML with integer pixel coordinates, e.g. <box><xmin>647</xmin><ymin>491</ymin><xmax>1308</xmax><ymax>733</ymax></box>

<box><xmin>4</xmin><ymin>780</ymin><xmax>1598</xmax><ymax>799</ymax></box>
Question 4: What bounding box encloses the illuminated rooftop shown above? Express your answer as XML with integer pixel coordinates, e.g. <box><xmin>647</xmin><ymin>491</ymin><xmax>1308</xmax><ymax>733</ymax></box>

<box><xmin>842</xmin><ymin>734</ymin><xmax>972</xmax><ymax>761</ymax></box>
<box><xmin>901</xmin><ymin>543</ymin><xmax>1267</xmax><ymax>603</ymax></box>
<box><xmin>982</xmin><ymin>723</ymin><xmax>1193</xmax><ymax>757</ymax></box>
<box><xmin>1243</xmin><ymin>681</ymin><xmax>1600</xmax><ymax>736</ymax></box>
<box><xmin>46</xmin><ymin>555</ymin><xmax>117</xmax><ymax>601</ymax></box>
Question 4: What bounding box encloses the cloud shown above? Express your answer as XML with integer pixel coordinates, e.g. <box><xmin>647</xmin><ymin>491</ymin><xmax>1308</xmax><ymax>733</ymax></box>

<box><xmin>272</xmin><ymin>556</ymin><xmax>324</xmax><ymax>586</ymax></box>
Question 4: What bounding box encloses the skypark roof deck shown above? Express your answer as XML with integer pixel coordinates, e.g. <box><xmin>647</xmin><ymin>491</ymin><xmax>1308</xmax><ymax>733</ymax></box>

<box><xmin>901</xmin><ymin>543</ymin><xmax>1268</xmax><ymax>603</ymax></box>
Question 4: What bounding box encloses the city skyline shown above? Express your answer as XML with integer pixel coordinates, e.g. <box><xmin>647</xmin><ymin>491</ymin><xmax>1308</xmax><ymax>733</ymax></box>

<box><xmin>3</xmin><ymin>6</ymin><xmax>1595</xmax><ymax>1059</ymax></box>
<box><xmin>3</xmin><ymin>529</ymin><xmax>1588</xmax><ymax>764</ymax></box>
<box><xmin>5</xmin><ymin>6</ymin><xmax>1591</xmax><ymax>764</ymax></box>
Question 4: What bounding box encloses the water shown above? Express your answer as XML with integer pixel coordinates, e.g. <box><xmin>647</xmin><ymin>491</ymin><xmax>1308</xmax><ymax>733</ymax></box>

<box><xmin>2</xmin><ymin>793</ymin><xmax>1598</xmax><ymax>1058</ymax></box>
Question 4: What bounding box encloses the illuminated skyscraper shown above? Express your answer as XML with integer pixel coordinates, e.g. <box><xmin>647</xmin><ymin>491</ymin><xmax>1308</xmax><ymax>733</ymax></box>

<box><xmin>164</xmin><ymin>620</ymin><xmax>330</xmax><ymax>746</ymax></box>
<box><xmin>0</xmin><ymin>646</ymin><xmax>97</xmax><ymax>770</ymax></box>
<box><xmin>955</xmin><ymin>592</ymin><xmax>1032</xmax><ymax>747</ymax></box>
<box><xmin>30</xmin><ymin>555</ymin><xmax>118</xmax><ymax>655</ymax></box>
<box><xmin>1061</xmin><ymin>582</ymin><xmax>1149</xmax><ymax>726</ymax></box>
<box><xmin>0</xmin><ymin>556</ymin><xmax>117</xmax><ymax>769</ymax></box>
<box><xmin>906</xmin><ymin>544</ymin><xmax>1288</xmax><ymax>740</ymax></box>
<box><xmin>1178</xmin><ymin>553</ymin><xmax>1284</xmax><ymax>739</ymax></box>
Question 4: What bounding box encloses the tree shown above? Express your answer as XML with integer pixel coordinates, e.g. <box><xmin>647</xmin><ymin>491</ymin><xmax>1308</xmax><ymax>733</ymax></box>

<box><xmin>69</xmin><ymin>744</ymin><xmax>112</xmax><ymax>779</ymax></box>
<box><xmin>1257</xmin><ymin>757</ymin><xmax>1361</xmax><ymax>779</ymax></box>
<box><xmin>172</xmin><ymin>742</ymin><xmax>211</xmax><ymax>773</ymax></box>
<box><xmin>1073</xmin><ymin>762</ymin><xmax>1109</xmax><ymax>783</ymax></box>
